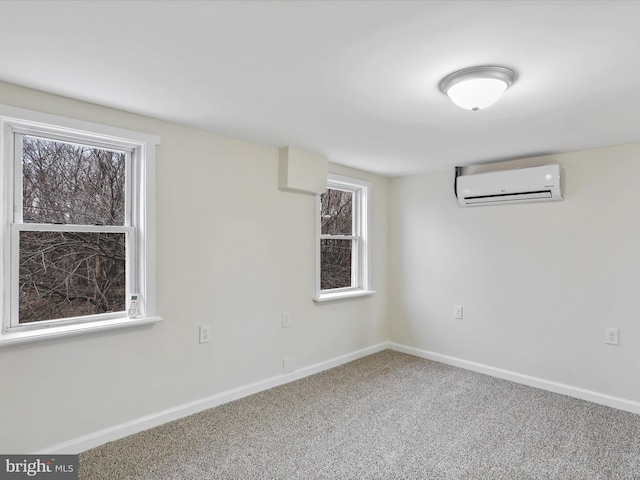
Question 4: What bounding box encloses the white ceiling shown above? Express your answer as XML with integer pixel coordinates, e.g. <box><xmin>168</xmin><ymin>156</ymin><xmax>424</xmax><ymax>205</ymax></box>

<box><xmin>1</xmin><ymin>1</ymin><xmax>639</xmax><ymax>177</ymax></box>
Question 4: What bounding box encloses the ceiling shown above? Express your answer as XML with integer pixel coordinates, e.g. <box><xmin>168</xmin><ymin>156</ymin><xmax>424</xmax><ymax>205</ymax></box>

<box><xmin>1</xmin><ymin>1</ymin><xmax>639</xmax><ymax>177</ymax></box>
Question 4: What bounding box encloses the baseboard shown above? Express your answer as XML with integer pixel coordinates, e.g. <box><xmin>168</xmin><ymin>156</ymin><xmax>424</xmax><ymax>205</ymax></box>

<box><xmin>39</xmin><ymin>342</ymin><xmax>388</xmax><ymax>454</ymax></box>
<box><xmin>388</xmin><ymin>342</ymin><xmax>640</xmax><ymax>415</ymax></box>
<box><xmin>40</xmin><ymin>340</ymin><xmax>639</xmax><ymax>454</ymax></box>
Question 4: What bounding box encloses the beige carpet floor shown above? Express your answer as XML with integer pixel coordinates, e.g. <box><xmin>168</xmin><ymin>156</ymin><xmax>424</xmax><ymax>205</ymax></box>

<box><xmin>79</xmin><ymin>350</ymin><xmax>640</xmax><ymax>479</ymax></box>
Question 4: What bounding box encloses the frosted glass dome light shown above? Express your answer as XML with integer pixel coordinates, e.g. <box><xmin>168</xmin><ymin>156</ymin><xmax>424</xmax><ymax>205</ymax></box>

<box><xmin>439</xmin><ymin>66</ymin><xmax>517</xmax><ymax>111</ymax></box>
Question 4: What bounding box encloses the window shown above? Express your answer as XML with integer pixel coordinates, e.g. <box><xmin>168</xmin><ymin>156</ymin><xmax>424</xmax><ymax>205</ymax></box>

<box><xmin>0</xmin><ymin>105</ymin><xmax>161</xmax><ymax>346</ymax></box>
<box><xmin>315</xmin><ymin>174</ymin><xmax>373</xmax><ymax>302</ymax></box>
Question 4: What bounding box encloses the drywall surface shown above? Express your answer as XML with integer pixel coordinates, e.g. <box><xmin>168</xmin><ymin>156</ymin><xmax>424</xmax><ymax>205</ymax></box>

<box><xmin>0</xmin><ymin>82</ymin><xmax>388</xmax><ymax>453</ymax></box>
<box><xmin>388</xmin><ymin>146</ymin><xmax>640</xmax><ymax>404</ymax></box>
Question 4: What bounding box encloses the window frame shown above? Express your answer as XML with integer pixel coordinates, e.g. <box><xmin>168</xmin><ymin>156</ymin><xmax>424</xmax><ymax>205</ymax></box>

<box><xmin>0</xmin><ymin>105</ymin><xmax>162</xmax><ymax>346</ymax></box>
<box><xmin>314</xmin><ymin>174</ymin><xmax>374</xmax><ymax>302</ymax></box>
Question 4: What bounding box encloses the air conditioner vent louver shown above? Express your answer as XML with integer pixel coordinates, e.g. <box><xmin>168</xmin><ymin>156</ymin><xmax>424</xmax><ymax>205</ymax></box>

<box><xmin>457</xmin><ymin>165</ymin><xmax>562</xmax><ymax>207</ymax></box>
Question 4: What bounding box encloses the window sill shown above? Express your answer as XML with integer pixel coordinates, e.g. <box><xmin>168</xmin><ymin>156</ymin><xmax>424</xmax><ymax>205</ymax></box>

<box><xmin>313</xmin><ymin>290</ymin><xmax>376</xmax><ymax>303</ymax></box>
<box><xmin>0</xmin><ymin>315</ymin><xmax>163</xmax><ymax>348</ymax></box>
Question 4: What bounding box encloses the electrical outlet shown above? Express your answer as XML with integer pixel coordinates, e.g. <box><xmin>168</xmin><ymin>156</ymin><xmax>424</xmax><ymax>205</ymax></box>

<box><xmin>453</xmin><ymin>305</ymin><xmax>463</xmax><ymax>319</ymax></box>
<box><xmin>282</xmin><ymin>311</ymin><xmax>291</xmax><ymax>328</ymax></box>
<box><xmin>199</xmin><ymin>325</ymin><xmax>211</xmax><ymax>344</ymax></box>
<box><xmin>605</xmin><ymin>328</ymin><xmax>619</xmax><ymax>346</ymax></box>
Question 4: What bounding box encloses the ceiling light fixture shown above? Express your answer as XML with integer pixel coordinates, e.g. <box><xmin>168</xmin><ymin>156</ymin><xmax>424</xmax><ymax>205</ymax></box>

<box><xmin>439</xmin><ymin>66</ymin><xmax>517</xmax><ymax>111</ymax></box>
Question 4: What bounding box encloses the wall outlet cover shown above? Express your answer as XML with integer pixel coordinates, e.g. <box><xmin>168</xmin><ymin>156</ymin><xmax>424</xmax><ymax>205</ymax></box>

<box><xmin>605</xmin><ymin>328</ymin><xmax>619</xmax><ymax>346</ymax></box>
<box><xmin>199</xmin><ymin>325</ymin><xmax>211</xmax><ymax>344</ymax></box>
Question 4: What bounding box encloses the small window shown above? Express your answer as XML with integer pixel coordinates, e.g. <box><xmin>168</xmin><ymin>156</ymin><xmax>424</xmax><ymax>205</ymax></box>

<box><xmin>1</xmin><ymin>106</ymin><xmax>161</xmax><ymax>346</ymax></box>
<box><xmin>315</xmin><ymin>174</ymin><xmax>373</xmax><ymax>302</ymax></box>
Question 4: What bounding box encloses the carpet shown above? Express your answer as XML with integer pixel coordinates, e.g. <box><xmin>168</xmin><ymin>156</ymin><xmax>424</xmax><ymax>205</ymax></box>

<box><xmin>79</xmin><ymin>350</ymin><xmax>640</xmax><ymax>479</ymax></box>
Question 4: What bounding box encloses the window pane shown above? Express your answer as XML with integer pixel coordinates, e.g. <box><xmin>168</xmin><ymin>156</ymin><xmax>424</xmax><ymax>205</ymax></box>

<box><xmin>22</xmin><ymin>136</ymin><xmax>126</xmax><ymax>225</ymax></box>
<box><xmin>321</xmin><ymin>238</ymin><xmax>352</xmax><ymax>290</ymax></box>
<box><xmin>19</xmin><ymin>231</ymin><xmax>126</xmax><ymax>323</ymax></box>
<box><xmin>321</xmin><ymin>188</ymin><xmax>353</xmax><ymax>235</ymax></box>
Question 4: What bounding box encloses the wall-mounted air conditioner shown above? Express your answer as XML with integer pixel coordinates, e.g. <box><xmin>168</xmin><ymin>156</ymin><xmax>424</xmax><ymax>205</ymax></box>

<box><xmin>456</xmin><ymin>164</ymin><xmax>562</xmax><ymax>207</ymax></box>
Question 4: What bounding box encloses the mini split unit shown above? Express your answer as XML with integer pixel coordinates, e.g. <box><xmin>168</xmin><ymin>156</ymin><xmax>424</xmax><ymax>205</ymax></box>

<box><xmin>456</xmin><ymin>164</ymin><xmax>562</xmax><ymax>207</ymax></box>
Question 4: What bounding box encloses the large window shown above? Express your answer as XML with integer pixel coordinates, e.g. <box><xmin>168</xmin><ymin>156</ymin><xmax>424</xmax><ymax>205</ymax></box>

<box><xmin>315</xmin><ymin>174</ymin><xmax>373</xmax><ymax>301</ymax></box>
<box><xmin>0</xmin><ymin>106</ymin><xmax>161</xmax><ymax>346</ymax></box>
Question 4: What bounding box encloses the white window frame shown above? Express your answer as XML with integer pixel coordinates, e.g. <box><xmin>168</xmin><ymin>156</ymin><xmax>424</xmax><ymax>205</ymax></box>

<box><xmin>314</xmin><ymin>174</ymin><xmax>375</xmax><ymax>302</ymax></box>
<box><xmin>0</xmin><ymin>105</ymin><xmax>162</xmax><ymax>347</ymax></box>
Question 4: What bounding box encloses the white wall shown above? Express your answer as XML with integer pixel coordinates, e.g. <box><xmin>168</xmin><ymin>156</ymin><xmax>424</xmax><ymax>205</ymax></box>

<box><xmin>389</xmin><ymin>145</ymin><xmax>640</xmax><ymax>404</ymax></box>
<box><xmin>3</xmin><ymin>77</ymin><xmax>638</xmax><ymax>454</ymax></box>
<box><xmin>0</xmin><ymin>82</ymin><xmax>389</xmax><ymax>453</ymax></box>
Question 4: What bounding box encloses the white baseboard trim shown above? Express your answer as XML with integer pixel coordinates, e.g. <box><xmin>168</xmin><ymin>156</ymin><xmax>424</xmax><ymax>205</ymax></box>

<box><xmin>40</xmin><ymin>341</ymin><xmax>639</xmax><ymax>454</ymax></box>
<box><xmin>39</xmin><ymin>342</ymin><xmax>388</xmax><ymax>454</ymax></box>
<box><xmin>388</xmin><ymin>342</ymin><xmax>640</xmax><ymax>415</ymax></box>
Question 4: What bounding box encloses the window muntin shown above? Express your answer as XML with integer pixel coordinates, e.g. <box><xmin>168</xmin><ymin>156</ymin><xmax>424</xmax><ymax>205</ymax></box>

<box><xmin>316</xmin><ymin>175</ymin><xmax>370</xmax><ymax>300</ymax></box>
